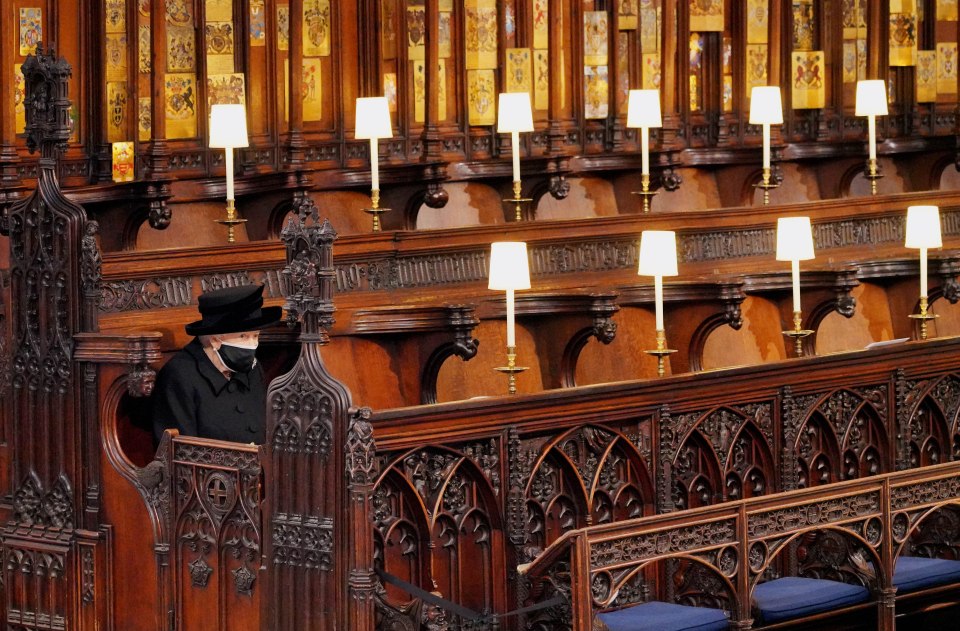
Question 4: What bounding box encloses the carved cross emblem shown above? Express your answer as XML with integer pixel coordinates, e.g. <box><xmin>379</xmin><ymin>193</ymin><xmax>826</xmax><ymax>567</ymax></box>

<box><xmin>206</xmin><ymin>476</ymin><xmax>230</xmax><ymax>510</ymax></box>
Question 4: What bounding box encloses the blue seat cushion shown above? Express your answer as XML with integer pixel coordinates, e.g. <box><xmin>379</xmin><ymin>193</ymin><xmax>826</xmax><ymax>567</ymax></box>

<box><xmin>752</xmin><ymin>577</ymin><xmax>870</xmax><ymax>623</ymax></box>
<box><xmin>598</xmin><ymin>600</ymin><xmax>729</xmax><ymax>631</ymax></box>
<box><xmin>894</xmin><ymin>556</ymin><xmax>960</xmax><ymax>593</ymax></box>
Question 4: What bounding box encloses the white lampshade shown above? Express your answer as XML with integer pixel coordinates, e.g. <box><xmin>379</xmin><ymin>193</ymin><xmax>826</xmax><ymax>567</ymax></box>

<box><xmin>905</xmin><ymin>205</ymin><xmax>942</xmax><ymax>249</ymax></box>
<box><xmin>489</xmin><ymin>242</ymin><xmax>531</xmax><ymax>290</ymax></box>
<box><xmin>497</xmin><ymin>93</ymin><xmax>534</xmax><ymax>133</ymax></box>
<box><xmin>776</xmin><ymin>217</ymin><xmax>816</xmax><ymax>261</ymax></box>
<box><xmin>355</xmin><ymin>97</ymin><xmax>393</xmax><ymax>139</ymax></box>
<box><xmin>855</xmin><ymin>80</ymin><xmax>888</xmax><ymax>116</ymax></box>
<box><xmin>209</xmin><ymin>104</ymin><xmax>249</xmax><ymax>149</ymax></box>
<box><xmin>638</xmin><ymin>231</ymin><xmax>678</xmax><ymax>277</ymax></box>
<box><xmin>626</xmin><ymin>89</ymin><xmax>662</xmax><ymax>128</ymax></box>
<box><xmin>749</xmin><ymin>86</ymin><xmax>784</xmax><ymax>125</ymax></box>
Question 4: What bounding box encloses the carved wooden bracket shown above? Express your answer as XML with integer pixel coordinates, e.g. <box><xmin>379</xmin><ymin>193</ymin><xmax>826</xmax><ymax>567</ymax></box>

<box><xmin>745</xmin><ymin>269</ymin><xmax>860</xmax><ymax>356</ymax></box>
<box><xmin>349</xmin><ymin>304</ymin><xmax>480</xmax><ymax>405</ymax></box>
<box><xmin>74</xmin><ymin>333</ymin><xmax>162</xmax><ymax>397</ymax></box>
<box><xmin>493</xmin><ymin>290</ymin><xmax>620</xmax><ymax>389</ymax></box>
<box><xmin>686</xmin><ymin>281</ymin><xmax>748</xmax><ymax>372</ymax></box>
<box><xmin>559</xmin><ymin>293</ymin><xmax>620</xmax><ymax>388</ymax></box>
<box><xmin>933</xmin><ymin>255</ymin><xmax>960</xmax><ymax>304</ymax></box>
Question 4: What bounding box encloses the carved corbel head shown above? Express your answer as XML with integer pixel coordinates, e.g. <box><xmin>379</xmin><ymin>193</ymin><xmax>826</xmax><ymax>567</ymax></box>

<box><xmin>592</xmin><ymin>316</ymin><xmax>618</xmax><ymax>345</ymax></box>
<box><xmin>127</xmin><ymin>362</ymin><xmax>157</xmax><ymax>398</ymax></box>
<box><xmin>723</xmin><ymin>301</ymin><xmax>743</xmax><ymax>331</ymax></box>
<box><xmin>423</xmin><ymin>181</ymin><xmax>449</xmax><ymax>209</ymax></box>
<box><xmin>660</xmin><ymin>166</ymin><xmax>683</xmax><ymax>192</ymax></box>
<box><xmin>548</xmin><ymin>175</ymin><xmax>569</xmax><ymax>200</ymax></box>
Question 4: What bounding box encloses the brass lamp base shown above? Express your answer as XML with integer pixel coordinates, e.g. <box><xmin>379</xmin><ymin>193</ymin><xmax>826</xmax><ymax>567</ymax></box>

<box><xmin>502</xmin><ymin>181</ymin><xmax>532</xmax><ymax>222</ymax></box>
<box><xmin>215</xmin><ymin>199</ymin><xmax>247</xmax><ymax>243</ymax></box>
<box><xmin>754</xmin><ymin>167</ymin><xmax>779</xmax><ymax>206</ymax></box>
<box><xmin>494</xmin><ymin>346</ymin><xmax>528</xmax><ymax>395</ymax></box>
<box><xmin>782</xmin><ymin>311</ymin><xmax>814</xmax><ymax>357</ymax></box>
<box><xmin>363</xmin><ymin>189</ymin><xmax>391</xmax><ymax>232</ymax></box>
<box><xmin>908</xmin><ymin>296</ymin><xmax>938</xmax><ymax>340</ymax></box>
<box><xmin>631</xmin><ymin>173</ymin><xmax>657</xmax><ymax>213</ymax></box>
<box><xmin>643</xmin><ymin>329</ymin><xmax>676</xmax><ymax>377</ymax></box>
<box><xmin>864</xmin><ymin>158</ymin><xmax>883</xmax><ymax>196</ymax></box>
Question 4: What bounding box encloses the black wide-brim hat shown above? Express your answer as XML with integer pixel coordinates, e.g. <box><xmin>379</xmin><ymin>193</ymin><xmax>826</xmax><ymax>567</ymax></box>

<box><xmin>185</xmin><ymin>284</ymin><xmax>282</xmax><ymax>336</ymax></box>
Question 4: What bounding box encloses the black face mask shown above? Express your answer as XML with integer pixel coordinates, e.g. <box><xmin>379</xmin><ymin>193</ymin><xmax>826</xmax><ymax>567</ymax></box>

<box><xmin>216</xmin><ymin>342</ymin><xmax>258</xmax><ymax>373</ymax></box>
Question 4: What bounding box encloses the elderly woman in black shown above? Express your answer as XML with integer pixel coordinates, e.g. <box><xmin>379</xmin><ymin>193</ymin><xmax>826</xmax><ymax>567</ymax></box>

<box><xmin>152</xmin><ymin>284</ymin><xmax>281</xmax><ymax>445</ymax></box>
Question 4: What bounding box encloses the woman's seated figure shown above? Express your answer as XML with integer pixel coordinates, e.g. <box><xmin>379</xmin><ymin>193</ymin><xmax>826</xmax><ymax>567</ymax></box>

<box><xmin>152</xmin><ymin>284</ymin><xmax>281</xmax><ymax>445</ymax></box>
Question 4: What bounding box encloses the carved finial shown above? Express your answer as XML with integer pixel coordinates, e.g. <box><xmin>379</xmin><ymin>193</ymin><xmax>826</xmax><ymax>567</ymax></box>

<box><xmin>279</xmin><ymin>193</ymin><xmax>338</xmax><ymax>338</ymax></box>
<box><xmin>21</xmin><ymin>43</ymin><xmax>73</xmax><ymax>158</ymax></box>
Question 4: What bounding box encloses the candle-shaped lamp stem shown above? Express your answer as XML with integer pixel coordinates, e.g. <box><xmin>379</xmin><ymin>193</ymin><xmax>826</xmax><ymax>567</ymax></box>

<box><xmin>920</xmin><ymin>247</ymin><xmax>928</xmax><ymax>298</ymax></box>
<box><xmin>641</xmin><ymin>127</ymin><xmax>650</xmax><ymax>176</ymax></box>
<box><xmin>511</xmin><ymin>130</ymin><xmax>521</xmax><ymax>183</ymax></box>
<box><xmin>505</xmin><ymin>287</ymin><xmax>516</xmax><ymax>347</ymax></box>
<box><xmin>867</xmin><ymin>115</ymin><xmax>877</xmax><ymax>161</ymax></box>
<box><xmin>654</xmin><ymin>274</ymin><xmax>664</xmax><ymax>330</ymax></box>
<box><xmin>762</xmin><ymin>123</ymin><xmax>771</xmax><ymax>170</ymax></box>
<box><xmin>370</xmin><ymin>137</ymin><xmax>379</xmax><ymax>192</ymax></box>
<box><xmin>225</xmin><ymin>146</ymin><xmax>235</xmax><ymax>202</ymax></box>
<box><xmin>791</xmin><ymin>259</ymin><xmax>801</xmax><ymax>313</ymax></box>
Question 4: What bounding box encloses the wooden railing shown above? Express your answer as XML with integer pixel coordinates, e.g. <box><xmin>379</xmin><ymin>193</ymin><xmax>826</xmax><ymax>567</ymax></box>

<box><xmin>522</xmin><ymin>461</ymin><xmax>960</xmax><ymax>630</ymax></box>
<box><xmin>368</xmin><ymin>336</ymin><xmax>960</xmax><ymax>627</ymax></box>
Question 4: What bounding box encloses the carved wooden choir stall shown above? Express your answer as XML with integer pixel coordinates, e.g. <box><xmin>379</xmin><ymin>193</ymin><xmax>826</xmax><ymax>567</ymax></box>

<box><xmin>7</xmin><ymin>0</ymin><xmax>960</xmax><ymax>630</ymax></box>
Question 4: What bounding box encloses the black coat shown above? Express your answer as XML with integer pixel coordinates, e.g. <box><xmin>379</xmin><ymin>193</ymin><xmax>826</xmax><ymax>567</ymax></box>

<box><xmin>152</xmin><ymin>338</ymin><xmax>266</xmax><ymax>444</ymax></box>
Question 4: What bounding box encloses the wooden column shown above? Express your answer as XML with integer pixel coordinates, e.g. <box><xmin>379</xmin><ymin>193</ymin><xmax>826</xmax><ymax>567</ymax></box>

<box><xmin>287</xmin><ymin>0</ymin><xmax>305</xmax><ymax>166</ymax></box>
<box><xmin>867</xmin><ymin>0</ymin><xmax>886</xmax><ymax>78</ymax></box>
<box><xmin>0</xmin><ymin>1</ymin><xmax>22</xmax><ymax>210</ymax></box>
<box><xmin>660</xmin><ymin>0</ymin><xmax>681</xmax><ymax>148</ymax></box>
<box><xmin>146</xmin><ymin>0</ymin><xmax>169</xmax><ymax>174</ymax></box>
<box><xmin>547</xmin><ymin>0</ymin><xmax>565</xmax><ymax>154</ymax></box>
<box><xmin>768</xmin><ymin>0</ymin><xmax>782</xmax><ymax>87</ymax></box>
<box><xmin>422</xmin><ymin>0</ymin><xmax>442</xmax><ymax>162</ymax></box>
<box><xmin>609</xmin><ymin>5</ymin><xmax>625</xmax><ymax>151</ymax></box>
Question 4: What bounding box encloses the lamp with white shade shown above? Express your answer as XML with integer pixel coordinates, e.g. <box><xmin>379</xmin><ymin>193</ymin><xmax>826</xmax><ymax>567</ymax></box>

<box><xmin>489</xmin><ymin>241</ymin><xmax>531</xmax><ymax>394</ymax></box>
<box><xmin>638</xmin><ymin>230</ymin><xmax>678</xmax><ymax>377</ymax></box>
<box><xmin>497</xmin><ymin>93</ymin><xmax>534</xmax><ymax>221</ymax></box>
<box><xmin>626</xmin><ymin>89</ymin><xmax>662</xmax><ymax>212</ymax></box>
<box><xmin>355</xmin><ymin>97</ymin><xmax>393</xmax><ymax>232</ymax></box>
<box><xmin>749</xmin><ymin>86</ymin><xmax>783</xmax><ymax>205</ymax></box>
<box><xmin>209</xmin><ymin>103</ymin><xmax>249</xmax><ymax>243</ymax></box>
<box><xmin>855</xmin><ymin>80</ymin><xmax>888</xmax><ymax>195</ymax></box>
<box><xmin>906</xmin><ymin>205</ymin><xmax>942</xmax><ymax>339</ymax></box>
<box><xmin>776</xmin><ymin>216</ymin><xmax>816</xmax><ymax>356</ymax></box>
